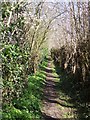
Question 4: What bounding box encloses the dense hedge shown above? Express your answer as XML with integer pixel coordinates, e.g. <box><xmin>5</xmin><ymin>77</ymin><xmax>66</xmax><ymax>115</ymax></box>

<box><xmin>51</xmin><ymin>41</ymin><xmax>90</xmax><ymax>103</ymax></box>
<box><xmin>1</xmin><ymin>2</ymin><xmax>48</xmax><ymax>119</ymax></box>
<box><xmin>51</xmin><ymin>44</ymin><xmax>90</xmax><ymax>84</ymax></box>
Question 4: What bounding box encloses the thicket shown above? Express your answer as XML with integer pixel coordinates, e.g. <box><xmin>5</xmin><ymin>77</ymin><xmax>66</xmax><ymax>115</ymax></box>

<box><xmin>51</xmin><ymin>2</ymin><xmax>90</xmax><ymax>109</ymax></box>
<box><xmin>0</xmin><ymin>2</ymin><xmax>48</xmax><ymax>119</ymax></box>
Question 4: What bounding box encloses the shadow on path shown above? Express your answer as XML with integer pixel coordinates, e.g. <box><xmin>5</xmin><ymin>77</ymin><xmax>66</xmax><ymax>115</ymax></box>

<box><xmin>54</xmin><ymin>62</ymin><xmax>90</xmax><ymax>119</ymax></box>
<box><xmin>41</xmin><ymin>57</ymin><xmax>74</xmax><ymax>120</ymax></box>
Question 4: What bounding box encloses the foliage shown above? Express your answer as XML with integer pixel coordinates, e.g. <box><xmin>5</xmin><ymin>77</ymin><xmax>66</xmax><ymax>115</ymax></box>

<box><xmin>1</xmin><ymin>44</ymin><xmax>30</xmax><ymax>103</ymax></box>
<box><xmin>54</xmin><ymin>63</ymin><xmax>90</xmax><ymax>119</ymax></box>
<box><xmin>51</xmin><ymin>2</ymin><xmax>90</xmax><ymax>89</ymax></box>
<box><xmin>1</xmin><ymin>1</ymin><xmax>49</xmax><ymax>120</ymax></box>
<box><xmin>50</xmin><ymin>2</ymin><xmax>90</xmax><ymax>118</ymax></box>
<box><xmin>2</xmin><ymin>59</ymin><xmax>47</xmax><ymax>120</ymax></box>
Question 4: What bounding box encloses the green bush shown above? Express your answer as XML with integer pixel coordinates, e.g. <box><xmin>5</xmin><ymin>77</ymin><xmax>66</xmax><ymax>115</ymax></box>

<box><xmin>2</xmin><ymin>56</ymin><xmax>47</xmax><ymax>120</ymax></box>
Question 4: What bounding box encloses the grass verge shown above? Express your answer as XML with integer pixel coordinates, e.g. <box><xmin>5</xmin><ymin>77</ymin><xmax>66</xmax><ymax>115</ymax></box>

<box><xmin>2</xmin><ymin>59</ymin><xmax>48</xmax><ymax>120</ymax></box>
<box><xmin>54</xmin><ymin>64</ymin><xmax>90</xmax><ymax>119</ymax></box>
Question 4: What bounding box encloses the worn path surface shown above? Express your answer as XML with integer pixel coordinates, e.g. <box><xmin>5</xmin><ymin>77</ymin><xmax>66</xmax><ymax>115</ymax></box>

<box><xmin>41</xmin><ymin>57</ymin><xmax>74</xmax><ymax>120</ymax></box>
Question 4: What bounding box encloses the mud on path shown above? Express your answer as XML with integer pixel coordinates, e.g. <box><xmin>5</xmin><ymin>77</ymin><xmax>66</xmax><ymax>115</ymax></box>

<box><xmin>41</xmin><ymin>57</ymin><xmax>74</xmax><ymax>120</ymax></box>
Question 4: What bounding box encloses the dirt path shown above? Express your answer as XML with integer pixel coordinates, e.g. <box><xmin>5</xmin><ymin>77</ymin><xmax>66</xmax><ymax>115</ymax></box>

<box><xmin>41</xmin><ymin>57</ymin><xmax>74</xmax><ymax>120</ymax></box>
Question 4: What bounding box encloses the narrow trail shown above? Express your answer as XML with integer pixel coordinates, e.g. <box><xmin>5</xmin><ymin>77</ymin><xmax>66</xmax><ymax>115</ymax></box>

<box><xmin>41</xmin><ymin>57</ymin><xmax>74</xmax><ymax>120</ymax></box>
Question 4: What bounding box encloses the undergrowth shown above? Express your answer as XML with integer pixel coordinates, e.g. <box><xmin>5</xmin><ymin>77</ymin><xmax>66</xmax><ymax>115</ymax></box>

<box><xmin>54</xmin><ymin>63</ymin><xmax>90</xmax><ymax>119</ymax></box>
<box><xmin>2</xmin><ymin>60</ymin><xmax>48</xmax><ymax>120</ymax></box>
